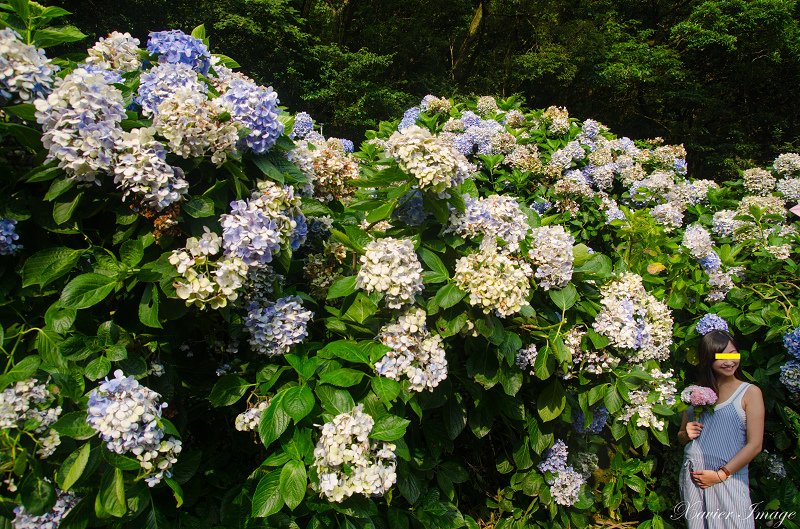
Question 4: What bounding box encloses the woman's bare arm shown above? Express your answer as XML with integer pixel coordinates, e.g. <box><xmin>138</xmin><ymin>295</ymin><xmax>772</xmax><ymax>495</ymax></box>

<box><xmin>722</xmin><ymin>385</ymin><xmax>764</xmax><ymax>474</ymax></box>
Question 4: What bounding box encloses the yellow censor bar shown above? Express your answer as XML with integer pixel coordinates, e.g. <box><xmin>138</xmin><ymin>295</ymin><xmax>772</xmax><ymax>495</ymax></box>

<box><xmin>715</xmin><ymin>353</ymin><xmax>741</xmax><ymax>360</ymax></box>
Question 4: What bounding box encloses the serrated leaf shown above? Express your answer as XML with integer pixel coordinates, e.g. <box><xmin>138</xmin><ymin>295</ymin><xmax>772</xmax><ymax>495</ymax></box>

<box><xmin>259</xmin><ymin>394</ymin><xmax>291</xmax><ymax>449</ymax></box>
<box><xmin>51</xmin><ymin>411</ymin><xmax>96</xmax><ymax>440</ymax></box>
<box><xmin>97</xmin><ymin>468</ymin><xmax>126</xmax><ymax>518</ymax></box>
<box><xmin>282</xmin><ymin>386</ymin><xmax>315</xmax><ymax>423</ymax></box>
<box><xmin>53</xmin><ymin>191</ymin><xmax>83</xmax><ymax>225</ymax></box>
<box><xmin>370</xmin><ymin>414</ymin><xmax>410</xmax><ymax>441</ymax></box>
<box><xmin>208</xmin><ymin>375</ymin><xmax>250</xmax><ymax>407</ymax></box>
<box><xmin>327</xmin><ymin>276</ymin><xmax>357</xmax><ymax>299</ymax></box>
<box><xmin>20</xmin><ymin>474</ymin><xmax>55</xmax><ymax>516</ymax></box>
<box><xmin>548</xmin><ymin>284</ymin><xmax>578</xmax><ymax>311</ymax></box>
<box><xmin>252</xmin><ymin>470</ymin><xmax>282</xmax><ymax>517</ymax></box>
<box><xmin>536</xmin><ymin>381</ymin><xmax>566</xmax><ymax>422</ymax></box>
<box><xmin>21</xmin><ymin>247</ymin><xmax>83</xmax><ymax>288</ymax></box>
<box><xmin>434</xmin><ymin>283</ymin><xmax>465</xmax><ymax>309</ymax></box>
<box><xmin>183</xmin><ymin>196</ymin><xmax>215</xmax><ymax>218</ymax></box>
<box><xmin>319</xmin><ymin>368</ymin><xmax>365</xmax><ymax>387</ymax></box>
<box><xmin>60</xmin><ymin>273</ymin><xmax>117</xmax><ymax>309</ymax></box>
<box><xmin>138</xmin><ymin>284</ymin><xmax>162</xmax><ymax>329</ymax></box>
<box><xmin>57</xmin><ymin>443</ymin><xmax>91</xmax><ymax>491</ymax></box>
<box><xmin>279</xmin><ymin>460</ymin><xmax>306</xmax><ymax>510</ymax></box>
<box><xmin>85</xmin><ymin>356</ymin><xmax>111</xmax><ymax>381</ymax></box>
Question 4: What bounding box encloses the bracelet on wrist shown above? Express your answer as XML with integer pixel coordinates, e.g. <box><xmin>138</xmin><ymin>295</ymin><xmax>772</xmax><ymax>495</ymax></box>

<box><xmin>716</xmin><ymin>470</ymin><xmax>724</xmax><ymax>483</ymax></box>
<box><xmin>719</xmin><ymin>465</ymin><xmax>731</xmax><ymax>479</ymax></box>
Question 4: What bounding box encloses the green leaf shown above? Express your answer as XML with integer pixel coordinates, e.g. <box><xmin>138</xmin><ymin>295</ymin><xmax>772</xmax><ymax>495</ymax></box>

<box><xmin>371</xmin><ymin>377</ymin><xmax>401</xmax><ymax>406</ymax></box>
<box><xmin>259</xmin><ymin>394</ymin><xmax>291</xmax><ymax>449</ymax></box>
<box><xmin>343</xmin><ymin>226</ymin><xmax>372</xmax><ymax>253</ymax></box>
<box><xmin>252</xmin><ymin>470</ymin><xmax>282</xmax><ymax>517</ymax></box>
<box><xmin>434</xmin><ymin>283</ymin><xmax>466</xmax><ymax>309</ymax></box>
<box><xmin>56</xmin><ymin>443</ymin><xmax>91</xmax><ymax>491</ymax></box>
<box><xmin>282</xmin><ymin>386</ymin><xmax>315</xmax><ymax>423</ymax></box>
<box><xmin>548</xmin><ymin>284</ymin><xmax>578</xmax><ymax>311</ymax></box>
<box><xmin>51</xmin><ymin>411</ymin><xmax>96</xmax><ymax>440</ymax></box>
<box><xmin>317</xmin><ymin>340</ymin><xmax>369</xmax><ymax>365</ymax></box>
<box><xmin>138</xmin><ymin>284</ymin><xmax>162</xmax><ymax>329</ymax></box>
<box><xmin>45</xmin><ymin>177</ymin><xmax>75</xmax><ymax>201</ymax></box>
<box><xmin>315</xmin><ymin>385</ymin><xmax>355</xmax><ymax>415</ymax></box>
<box><xmin>208</xmin><ymin>375</ymin><xmax>250</xmax><ymax>407</ymax></box>
<box><xmin>183</xmin><ymin>196</ymin><xmax>215</xmax><ymax>218</ymax></box>
<box><xmin>9</xmin><ymin>0</ymin><xmax>29</xmax><ymax>22</ymax></box>
<box><xmin>120</xmin><ymin>239</ymin><xmax>144</xmax><ymax>267</ymax></box>
<box><xmin>190</xmin><ymin>24</ymin><xmax>206</xmax><ymax>41</ymax></box>
<box><xmin>343</xmin><ymin>293</ymin><xmax>378</xmax><ymax>324</ymax></box>
<box><xmin>604</xmin><ymin>387</ymin><xmax>623</xmax><ymax>415</ymax></box>
<box><xmin>53</xmin><ymin>191</ymin><xmax>83</xmax><ymax>225</ymax></box>
<box><xmin>366</xmin><ymin>200</ymin><xmax>396</xmax><ymax>223</ymax></box>
<box><xmin>4</xmin><ymin>103</ymin><xmax>36</xmax><ymax>121</ymax></box>
<box><xmin>20</xmin><ymin>474</ymin><xmax>55</xmax><ymax>516</ymax></box>
<box><xmin>21</xmin><ymin>247</ymin><xmax>83</xmax><ymax>288</ymax></box>
<box><xmin>33</xmin><ymin>25</ymin><xmax>86</xmax><ymax>48</ymax></box>
<box><xmin>370</xmin><ymin>414</ymin><xmax>410</xmax><ymax>441</ymax></box>
<box><xmin>419</xmin><ymin>247</ymin><xmax>449</xmax><ymax>278</ymax></box>
<box><xmin>102</xmin><ymin>449</ymin><xmax>140</xmax><ymax>471</ymax></box>
<box><xmin>97</xmin><ymin>468</ymin><xmax>126</xmax><ymax>518</ymax></box>
<box><xmin>0</xmin><ymin>355</ymin><xmax>40</xmax><ymax>389</ymax></box>
<box><xmin>85</xmin><ymin>356</ymin><xmax>111</xmax><ymax>381</ymax></box>
<box><xmin>1</xmin><ymin>122</ymin><xmax>41</xmax><ymax>149</ymax></box>
<box><xmin>164</xmin><ymin>478</ymin><xmax>184</xmax><ymax>508</ymax></box>
<box><xmin>327</xmin><ymin>276</ymin><xmax>357</xmax><ymax>299</ymax></box>
<box><xmin>60</xmin><ymin>273</ymin><xmax>117</xmax><ymax>310</ymax></box>
<box><xmin>44</xmin><ymin>303</ymin><xmax>76</xmax><ymax>334</ymax></box>
<box><xmin>536</xmin><ymin>381</ymin><xmax>566</xmax><ymax>422</ymax></box>
<box><xmin>279</xmin><ymin>460</ymin><xmax>307</xmax><ymax>510</ymax></box>
<box><xmin>319</xmin><ymin>368</ymin><xmax>365</xmax><ymax>387</ymax></box>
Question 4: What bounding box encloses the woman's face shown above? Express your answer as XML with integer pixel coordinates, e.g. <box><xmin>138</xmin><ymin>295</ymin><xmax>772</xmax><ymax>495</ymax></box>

<box><xmin>711</xmin><ymin>340</ymin><xmax>740</xmax><ymax>378</ymax></box>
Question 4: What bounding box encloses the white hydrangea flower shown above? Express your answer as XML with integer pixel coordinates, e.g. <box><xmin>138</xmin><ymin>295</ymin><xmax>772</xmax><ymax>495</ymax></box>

<box><xmin>542</xmin><ymin>106</ymin><xmax>570</xmax><ymax>135</ymax></box>
<box><xmin>681</xmin><ymin>224</ymin><xmax>714</xmax><ymax>259</ymax></box>
<box><xmin>528</xmin><ymin>225</ymin><xmax>575</xmax><ymax>290</ymax></box>
<box><xmin>235</xmin><ymin>399</ymin><xmax>270</xmax><ymax>432</ymax></box>
<box><xmin>592</xmin><ymin>273</ymin><xmax>673</xmax><ymax>362</ymax></box>
<box><xmin>777</xmin><ymin>177</ymin><xmax>800</xmax><ymax>201</ymax></box>
<box><xmin>515</xmin><ymin>344</ymin><xmax>538</xmax><ymax>375</ymax></box>
<box><xmin>454</xmin><ymin>239</ymin><xmax>532</xmax><ymax>317</ymax></box>
<box><xmin>742</xmin><ymin>167</ymin><xmax>776</xmax><ymax>195</ymax></box>
<box><xmin>476</xmin><ymin>95</ymin><xmax>499</xmax><ymax>115</ymax></box>
<box><xmin>86</xmin><ymin>31</ymin><xmax>142</xmax><ymax>72</ymax></box>
<box><xmin>288</xmin><ymin>136</ymin><xmax>358</xmax><ymax>202</ymax></box>
<box><xmin>312</xmin><ymin>405</ymin><xmax>397</xmax><ymax>502</ymax></box>
<box><xmin>650</xmin><ymin>202</ymin><xmax>685</xmax><ymax>232</ymax></box>
<box><xmin>711</xmin><ymin>209</ymin><xmax>740</xmax><ymax>237</ymax></box>
<box><xmin>12</xmin><ymin>488</ymin><xmax>78</xmax><ymax>529</ymax></box>
<box><xmin>447</xmin><ymin>194</ymin><xmax>529</xmax><ymax>251</ymax></box>
<box><xmin>0</xmin><ymin>28</ymin><xmax>58</xmax><ymax>102</ymax></box>
<box><xmin>376</xmin><ymin>308</ymin><xmax>447</xmax><ymax>391</ymax></box>
<box><xmin>774</xmin><ymin>153</ymin><xmax>800</xmax><ymax>176</ymax></box>
<box><xmin>386</xmin><ymin>125</ymin><xmax>476</xmax><ymax>195</ymax></box>
<box><xmin>0</xmin><ymin>379</ymin><xmax>62</xmax><ymax>458</ymax></box>
<box><xmin>356</xmin><ymin>237</ymin><xmax>423</xmax><ymax>309</ymax></box>
<box><xmin>618</xmin><ymin>368</ymin><xmax>677</xmax><ymax>431</ymax></box>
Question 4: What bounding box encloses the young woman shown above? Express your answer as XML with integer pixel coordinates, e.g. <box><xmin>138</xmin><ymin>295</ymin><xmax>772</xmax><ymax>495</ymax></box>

<box><xmin>676</xmin><ymin>330</ymin><xmax>765</xmax><ymax>528</ymax></box>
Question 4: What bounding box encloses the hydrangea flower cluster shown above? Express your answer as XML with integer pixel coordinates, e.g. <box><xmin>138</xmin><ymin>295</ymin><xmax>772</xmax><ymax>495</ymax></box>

<box><xmin>386</xmin><ymin>125</ymin><xmax>476</xmax><ymax>195</ymax></box>
<box><xmin>447</xmin><ymin>194</ymin><xmax>529</xmax><ymax>250</ymax></box>
<box><xmin>0</xmin><ymin>28</ymin><xmax>58</xmax><ymax>102</ymax></box>
<box><xmin>85</xmin><ymin>31</ymin><xmax>142</xmax><ymax>72</ymax></box>
<box><xmin>146</xmin><ymin>29</ymin><xmax>211</xmax><ymax>75</ymax></box>
<box><xmin>742</xmin><ymin>168</ymin><xmax>776</xmax><ymax>195</ymax></box>
<box><xmin>398</xmin><ymin>106</ymin><xmax>421</xmax><ymax>130</ymax></box>
<box><xmin>169</xmin><ymin>228</ymin><xmax>248</xmax><ymax>310</ymax></box>
<box><xmin>392</xmin><ymin>190</ymin><xmax>427</xmax><ymax>226</ymax></box>
<box><xmin>221</xmin><ymin>181</ymin><xmax>305</xmax><ymax>267</ymax></box>
<box><xmin>136</xmin><ymin>62</ymin><xmax>207</xmax><ymax>117</ymax></box>
<box><xmin>313</xmin><ymin>405</ymin><xmax>397</xmax><ymax>502</ymax></box>
<box><xmin>0</xmin><ymin>379</ymin><xmax>62</xmax><ymax>458</ymax></box>
<box><xmin>592</xmin><ymin>273</ymin><xmax>673</xmax><ymax>362</ymax></box>
<box><xmin>527</xmin><ymin>225</ymin><xmax>575</xmax><ymax>290</ymax></box>
<box><xmin>696</xmin><ymin>314</ymin><xmax>729</xmax><ymax>335</ymax></box>
<box><xmin>86</xmin><ymin>370</ymin><xmax>182</xmax><ymax>486</ymax></box>
<box><xmin>375</xmin><ymin>308</ymin><xmax>447</xmax><ymax>391</ymax></box>
<box><xmin>618</xmin><ymin>368</ymin><xmax>677</xmax><ymax>430</ymax></box>
<box><xmin>561</xmin><ymin>327</ymin><xmax>619</xmax><ymax>377</ymax></box>
<box><xmin>235</xmin><ymin>399</ymin><xmax>270</xmax><ymax>432</ymax></box>
<box><xmin>537</xmin><ymin>439</ymin><xmax>585</xmax><ymax>506</ymax></box>
<box><xmin>356</xmin><ymin>237</ymin><xmax>423</xmax><ymax>309</ymax></box>
<box><xmin>573</xmin><ymin>406</ymin><xmax>609</xmax><ymax>434</ymax></box>
<box><xmin>454</xmin><ymin>239</ymin><xmax>532</xmax><ymax>317</ymax></box>
<box><xmin>784</xmin><ymin>327</ymin><xmax>800</xmax><ymax>360</ymax></box>
<box><xmin>114</xmin><ymin>127</ymin><xmax>189</xmax><ymax>211</ymax></box>
<box><xmin>218</xmin><ymin>77</ymin><xmax>283</xmax><ymax>154</ymax></box>
<box><xmin>706</xmin><ymin>266</ymin><xmax>744</xmax><ymax>303</ymax></box>
<box><xmin>504</xmin><ymin>143</ymin><xmax>542</xmax><ymax>173</ymax></box>
<box><xmin>680</xmin><ymin>385</ymin><xmax>718</xmax><ymax>416</ymax></box>
<box><xmin>476</xmin><ymin>95</ymin><xmax>499</xmax><ymax>115</ymax></box>
<box><xmin>515</xmin><ymin>344</ymin><xmax>538</xmax><ymax>375</ymax></box>
<box><xmin>420</xmin><ymin>94</ymin><xmax>451</xmax><ymax>113</ymax></box>
<box><xmin>779</xmin><ymin>360</ymin><xmax>800</xmax><ymax>394</ymax></box>
<box><xmin>0</xmin><ymin>219</ymin><xmax>22</xmax><ymax>255</ymax></box>
<box><xmin>762</xmin><ymin>451</ymin><xmax>788</xmax><ymax>480</ymax></box>
<box><xmin>289</xmin><ymin>135</ymin><xmax>359</xmax><ymax>202</ymax></box>
<box><xmin>682</xmin><ymin>224</ymin><xmax>714</xmax><ymax>260</ymax></box>
<box><xmin>304</xmin><ymin>240</ymin><xmax>348</xmax><ymax>299</ymax></box>
<box><xmin>542</xmin><ymin>106</ymin><xmax>570</xmax><ymax>135</ymax></box>
<box><xmin>12</xmin><ymin>488</ymin><xmax>78</xmax><ymax>529</ymax></box>
<box><xmin>450</xmin><ymin>118</ymin><xmax>505</xmax><ymax>156</ymax></box>
<box><xmin>774</xmin><ymin>153</ymin><xmax>800</xmax><ymax>176</ymax></box>
<box><xmin>290</xmin><ymin>111</ymin><xmax>314</xmax><ymax>139</ymax></box>
<box><xmin>153</xmin><ymin>87</ymin><xmax>239</xmax><ymax>166</ymax></box>
<box><xmin>244</xmin><ymin>296</ymin><xmax>313</xmax><ymax>356</ymax></box>
<box><xmin>570</xmin><ymin>451</ymin><xmax>599</xmax><ymax>480</ymax></box>
<box><xmin>34</xmin><ymin>67</ymin><xmax>126</xmax><ymax>185</ymax></box>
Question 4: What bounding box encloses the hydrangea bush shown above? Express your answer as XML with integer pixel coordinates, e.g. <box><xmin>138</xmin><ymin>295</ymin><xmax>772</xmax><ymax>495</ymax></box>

<box><xmin>0</xmin><ymin>3</ymin><xmax>798</xmax><ymax>529</ymax></box>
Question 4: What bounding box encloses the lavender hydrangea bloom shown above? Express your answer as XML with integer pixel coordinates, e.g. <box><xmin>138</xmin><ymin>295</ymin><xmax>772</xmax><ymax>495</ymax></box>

<box><xmin>12</xmin><ymin>489</ymin><xmax>78</xmax><ymax>529</ymax></box>
<box><xmin>0</xmin><ymin>28</ymin><xmax>58</xmax><ymax>103</ymax></box>
<box><xmin>460</xmin><ymin>110</ymin><xmax>481</xmax><ymax>128</ymax></box>
<box><xmin>531</xmin><ymin>200</ymin><xmax>552</xmax><ymax>215</ymax></box>
<box><xmin>581</xmin><ymin>119</ymin><xmax>600</xmax><ymax>138</ymax></box>
<box><xmin>399</xmin><ymin>106</ymin><xmax>421</xmax><ymax>130</ymax></box>
<box><xmin>222</xmin><ymin>199</ymin><xmax>282</xmax><ymax>267</ymax></box>
<box><xmin>573</xmin><ymin>406</ymin><xmax>609</xmax><ymax>434</ymax></box>
<box><xmin>218</xmin><ymin>77</ymin><xmax>283</xmax><ymax>154</ymax></box>
<box><xmin>245</xmin><ymin>296</ymin><xmax>313</xmax><ymax>356</ymax></box>
<box><xmin>780</xmin><ymin>360</ymin><xmax>800</xmax><ymax>393</ymax></box>
<box><xmin>698</xmin><ymin>251</ymin><xmax>722</xmax><ymax>272</ymax></box>
<box><xmin>341</xmin><ymin>139</ymin><xmax>355</xmax><ymax>153</ymax></box>
<box><xmin>0</xmin><ymin>219</ymin><xmax>21</xmax><ymax>255</ymax></box>
<box><xmin>538</xmin><ymin>439</ymin><xmax>569</xmax><ymax>474</ymax></box>
<box><xmin>674</xmin><ymin>158</ymin><xmax>688</xmax><ymax>175</ymax></box>
<box><xmin>136</xmin><ymin>62</ymin><xmax>206</xmax><ymax>116</ymax></box>
<box><xmin>290</xmin><ymin>215</ymin><xmax>308</xmax><ymax>251</ymax></box>
<box><xmin>290</xmin><ymin>111</ymin><xmax>314</xmax><ymax>139</ymax></box>
<box><xmin>81</xmin><ymin>63</ymin><xmax>124</xmax><ymax>84</ymax></box>
<box><xmin>696</xmin><ymin>314</ymin><xmax>729</xmax><ymax>335</ymax></box>
<box><xmin>784</xmin><ymin>327</ymin><xmax>800</xmax><ymax>360</ymax></box>
<box><xmin>392</xmin><ymin>190</ymin><xmax>427</xmax><ymax>226</ymax></box>
<box><xmin>147</xmin><ymin>29</ymin><xmax>211</xmax><ymax>75</ymax></box>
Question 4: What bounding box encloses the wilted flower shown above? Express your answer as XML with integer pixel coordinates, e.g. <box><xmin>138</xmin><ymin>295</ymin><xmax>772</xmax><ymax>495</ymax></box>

<box><xmin>86</xmin><ymin>31</ymin><xmax>142</xmax><ymax>72</ymax></box>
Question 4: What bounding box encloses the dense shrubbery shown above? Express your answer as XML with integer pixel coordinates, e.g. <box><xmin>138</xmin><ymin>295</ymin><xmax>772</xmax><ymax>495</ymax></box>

<box><xmin>0</xmin><ymin>2</ymin><xmax>799</xmax><ymax>528</ymax></box>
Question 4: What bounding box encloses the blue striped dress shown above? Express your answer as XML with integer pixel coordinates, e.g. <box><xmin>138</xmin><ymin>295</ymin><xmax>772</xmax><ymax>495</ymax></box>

<box><xmin>678</xmin><ymin>381</ymin><xmax>755</xmax><ymax>528</ymax></box>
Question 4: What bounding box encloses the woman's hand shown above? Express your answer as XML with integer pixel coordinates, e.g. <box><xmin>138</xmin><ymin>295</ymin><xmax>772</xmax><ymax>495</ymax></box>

<box><xmin>686</xmin><ymin>421</ymin><xmax>703</xmax><ymax>440</ymax></box>
<box><xmin>691</xmin><ymin>470</ymin><xmax>725</xmax><ymax>489</ymax></box>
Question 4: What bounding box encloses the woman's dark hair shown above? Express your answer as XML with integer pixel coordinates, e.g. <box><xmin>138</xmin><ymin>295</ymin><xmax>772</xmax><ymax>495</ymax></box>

<box><xmin>697</xmin><ymin>330</ymin><xmax>744</xmax><ymax>394</ymax></box>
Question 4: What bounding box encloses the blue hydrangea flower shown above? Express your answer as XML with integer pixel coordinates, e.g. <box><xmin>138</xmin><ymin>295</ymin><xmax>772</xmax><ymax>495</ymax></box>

<box><xmin>0</xmin><ymin>219</ymin><xmax>21</xmax><ymax>255</ymax></box>
<box><xmin>136</xmin><ymin>62</ymin><xmax>206</xmax><ymax>116</ymax></box>
<box><xmin>581</xmin><ymin>119</ymin><xmax>600</xmax><ymax>138</ymax></box>
<box><xmin>460</xmin><ymin>110</ymin><xmax>481</xmax><ymax>128</ymax></box>
<box><xmin>218</xmin><ymin>77</ymin><xmax>283</xmax><ymax>154</ymax></box>
<box><xmin>290</xmin><ymin>214</ymin><xmax>308</xmax><ymax>251</ymax></box>
<box><xmin>392</xmin><ymin>190</ymin><xmax>427</xmax><ymax>226</ymax></box>
<box><xmin>573</xmin><ymin>406</ymin><xmax>608</xmax><ymax>434</ymax></box>
<box><xmin>341</xmin><ymin>139</ymin><xmax>355</xmax><ymax>153</ymax></box>
<box><xmin>146</xmin><ymin>30</ymin><xmax>211</xmax><ymax>75</ymax></box>
<box><xmin>81</xmin><ymin>63</ymin><xmax>124</xmax><ymax>84</ymax></box>
<box><xmin>531</xmin><ymin>199</ymin><xmax>552</xmax><ymax>215</ymax></box>
<box><xmin>779</xmin><ymin>360</ymin><xmax>800</xmax><ymax>393</ymax></box>
<box><xmin>538</xmin><ymin>439</ymin><xmax>569</xmax><ymax>474</ymax></box>
<box><xmin>291</xmin><ymin>111</ymin><xmax>314</xmax><ymax>139</ymax></box>
<box><xmin>784</xmin><ymin>327</ymin><xmax>800</xmax><ymax>360</ymax></box>
<box><xmin>245</xmin><ymin>296</ymin><xmax>314</xmax><ymax>356</ymax></box>
<box><xmin>698</xmin><ymin>251</ymin><xmax>722</xmax><ymax>272</ymax></box>
<box><xmin>696</xmin><ymin>314</ymin><xmax>729</xmax><ymax>335</ymax></box>
<box><xmin>399</xmin><ymin>107</ymin><xmax>421</xmax><ymax>130</ymax></box>
<box><xmin>674</xmin><ymin>158</ymin><xmax>688</xmax><ymax>175</ymax></box>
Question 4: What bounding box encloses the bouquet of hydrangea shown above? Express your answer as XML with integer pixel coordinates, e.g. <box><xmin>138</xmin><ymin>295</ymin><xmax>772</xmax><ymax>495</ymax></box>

<box><xmin>680</xmin><ymin>385</ymin><xmax>718</xmax><ymax>417</ymax></box>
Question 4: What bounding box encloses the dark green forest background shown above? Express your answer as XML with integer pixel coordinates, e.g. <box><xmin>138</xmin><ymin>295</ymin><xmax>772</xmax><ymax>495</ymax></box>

<box><xmin>56</xmin><ymin>0</ymin><xmax>800</xmax><ymax>178</ymax></box>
